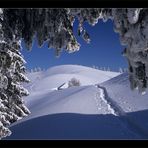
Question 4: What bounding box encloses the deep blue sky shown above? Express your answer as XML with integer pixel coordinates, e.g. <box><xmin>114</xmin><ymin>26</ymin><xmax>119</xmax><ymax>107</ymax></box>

<box><xmin>21</xmin><ymin>19</ymin><xmax>128</xmax><ymax>72</ymax></box>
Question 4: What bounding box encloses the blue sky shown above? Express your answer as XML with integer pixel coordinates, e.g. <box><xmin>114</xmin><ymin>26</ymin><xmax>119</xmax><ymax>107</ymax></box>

<box><xmin>21</xmin><ymin>19</ymin><xmax>128</xmax><ymax>72</ymax></box>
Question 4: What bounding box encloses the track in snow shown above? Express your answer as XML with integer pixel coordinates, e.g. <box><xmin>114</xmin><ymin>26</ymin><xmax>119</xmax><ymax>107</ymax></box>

<box><xmin>95</xmin><ymin>84</ymin><xmax>125</xmax><ymax>116</ymax></box>
<box><xmin>94</xmin><ymin>89</ymin><xmax>117</xmax><ymax>115</ymax></box>
<box><xmin>95</xmin><ymin>84</ymin><xmax>148</xmax><ymax>139</ymax></box>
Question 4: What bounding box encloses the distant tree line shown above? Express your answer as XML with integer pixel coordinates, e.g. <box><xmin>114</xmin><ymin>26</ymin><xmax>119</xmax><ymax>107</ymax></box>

<box><xmin>26</xmin><ymin>67</ymin><xmax>46</xmax><ymax>73</ymax></box>
<box><xmin>92</xmin><ymin>65</ymin><xmax>128</xmax><ymax>73</ymax></box>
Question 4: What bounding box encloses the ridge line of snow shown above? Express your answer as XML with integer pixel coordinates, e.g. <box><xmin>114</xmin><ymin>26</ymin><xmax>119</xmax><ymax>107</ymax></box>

<box><xmin>46</xmin><ymin>64</ymin><xmax>119</xmax><ymax>74</ymax></box>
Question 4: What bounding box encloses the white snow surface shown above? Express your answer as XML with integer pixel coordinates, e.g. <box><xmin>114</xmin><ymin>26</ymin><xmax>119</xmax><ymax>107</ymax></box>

<box><xmin>25</xmin><ymin>64</ymin><xmax>119</xmax><ymax>92</ymax></box>
<box><xmin>12</xmin><ymin>65</ymin><xmax>120</xmax><ymax>123</ymax></box>
<box><xmin>4</xmin><ymin>65</ymin><xmax>148</xmax><ymax>139</ymax></box>
<box><xmin>101</xmin><ymin>73</ymin><xmax>148</xmax><ymax>113</ymax></box>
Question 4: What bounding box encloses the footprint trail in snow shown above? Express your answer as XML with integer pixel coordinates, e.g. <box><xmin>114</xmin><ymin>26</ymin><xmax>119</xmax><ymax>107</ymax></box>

<box><xmin>95</xmin><ymin>84</ymin><xmax>148</xmax><ymax>139</ymax></box>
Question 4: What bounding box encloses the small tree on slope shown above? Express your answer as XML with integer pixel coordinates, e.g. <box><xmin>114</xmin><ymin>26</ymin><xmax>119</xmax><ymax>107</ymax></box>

<box><xmin>68</xmin><ymin>78</ymin><xmax>81</xmax><ymax>87</ymax></box>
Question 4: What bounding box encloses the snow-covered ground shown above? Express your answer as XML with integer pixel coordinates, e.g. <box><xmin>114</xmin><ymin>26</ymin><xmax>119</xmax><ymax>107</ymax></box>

<box><xmin>25</xmin><ymin>65</ymin><xmax>119</xmax><ymax>92</ymax></box>
<box><xmin>4</xmin><ymin>65</ymin><xmax>148</xmax><ymax>139</ymax></box>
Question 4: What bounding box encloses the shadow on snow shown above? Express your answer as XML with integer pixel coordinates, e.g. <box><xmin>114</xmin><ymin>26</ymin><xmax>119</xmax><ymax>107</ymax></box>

<box><xmin>4</xmin><ymin>109</ymin><xmax>148</xmax><ymax>140</ymax></box>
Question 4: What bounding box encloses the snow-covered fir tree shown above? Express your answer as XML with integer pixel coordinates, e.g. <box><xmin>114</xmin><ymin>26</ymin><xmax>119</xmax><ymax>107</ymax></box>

<box><xmin>37</xmin><ymin>67</ymin><xmax>41</xmax><ymax>72</ymax></box>
<box><xmin>30</xmin><ymin>69</ymin><xmax>34</xmax><ymax>73</ymax></box>
<box><xmin>103</xmin><ymin>67</ymin><xmax>106</xmax><ymax>71</ymax></box>
<box><xmin>34</xmin><ymin>67</ymin><xmax>37</xmax><ymax>72</ymax></box>
<box><xmin>123</xmin><ymin>68</ymin><xmax>128</xmax><ymax>73</ymax></box>
<box><xmin>0</xmin><ymin>9</ymin><xmax>30</xmax><ymax>139</ymax></box>
<box><xmin>119</xmin><ymin>67</ymin><xmax>124</xmax><ymax>73</ymax></box>
<box><xmin>107</xmin><ymin>67</ymin><xmax>110</xmax><ymax>71</ymax></box>
<box><xmin>0</xmin><ymin>40</ymin><xmax>30</xmax><ymax>139</ymax></box>
<box><xmin>92</xmin><ymin>65</ymin><xmax>96</xmax><ymax>69</ymax></box>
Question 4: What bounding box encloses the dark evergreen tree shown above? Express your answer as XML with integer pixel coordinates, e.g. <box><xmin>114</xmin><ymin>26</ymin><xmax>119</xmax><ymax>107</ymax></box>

<box><xmin>0</xmin><ymin>40</ymin><xmax>30</xmax><ymax>139</ymax></box>
<box><xmin>0</xmin><ymin>9</ymin><xmax>30</xmax><ymax>138</ymax></box>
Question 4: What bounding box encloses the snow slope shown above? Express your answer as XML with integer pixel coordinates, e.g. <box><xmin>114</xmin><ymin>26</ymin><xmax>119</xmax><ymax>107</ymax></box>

<box><xmin>6</xmin><ymin>86</ymin><xmax>140</xmax><ymax>139</ymax></box>
<box><xmin>101</xmin><ymin>73</ymin><xmax>148</xmax><ymax>113</ymax></box>
<box><xmin>4</xmin><ymin>65</ymin><xmax>148</xmax><ymax>139</ymax></box>
<box><xmin>100</xmin><ymin>73</ymin><xmax>148</xmax><ymax>137</ymax></box>
<box><xmin>25</xmin><ymin>65</ymin><xmax>119</xmax><ymax>92</ymax></box>
<box><xmin>8</xmin><ymin>65</ymin><xmax>119</xmax><ymax>125</ymax></box>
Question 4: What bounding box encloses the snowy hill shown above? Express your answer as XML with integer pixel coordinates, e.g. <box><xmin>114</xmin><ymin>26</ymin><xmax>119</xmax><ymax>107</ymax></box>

<box><xmin>25</xmin><ymin>65</ymin><xmax>119</xmax><ymax>92</ymax></box>
<box><xmin>4</xmin><ymin>65</ymin><xmax>148</xmax><ymax>139</ymax></box>
<box><xmin>10</xmin><ymin>65</ymin><xmax>119</xmax><ymax>123</ymax></box>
